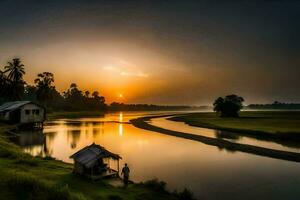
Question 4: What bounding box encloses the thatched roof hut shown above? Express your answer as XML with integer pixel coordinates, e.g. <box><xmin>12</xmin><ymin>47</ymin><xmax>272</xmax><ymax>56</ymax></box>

<box><xmin>70</xmin><ymin>143</ymin><xmax>121</xmax><ymax>179</ymax></box>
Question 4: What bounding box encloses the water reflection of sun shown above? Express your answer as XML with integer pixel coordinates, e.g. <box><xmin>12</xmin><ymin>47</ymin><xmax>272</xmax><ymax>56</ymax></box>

<box><xmin>119</xmin><ymin>124</ymin><xmax>123</xmax><ymax>136</ymax></box>
<box><xmin>119</xmin><ymin>112</ymin><xmax>123</xmax><ymax>122</ymax></box>
<box><xmin>119</xmin><ymin>112</ymin><xmax>123</xmax><ymax>136</ymax></box>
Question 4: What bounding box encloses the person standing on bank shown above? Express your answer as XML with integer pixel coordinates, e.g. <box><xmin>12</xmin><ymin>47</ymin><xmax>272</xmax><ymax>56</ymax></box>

<box><xmin>121</xmin><ymin>163</ymin><xmax>130</xmax><ymax>186</ymax></box>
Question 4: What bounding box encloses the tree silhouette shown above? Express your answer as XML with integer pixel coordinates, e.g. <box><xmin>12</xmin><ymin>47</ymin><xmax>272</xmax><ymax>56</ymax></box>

<box><xmin>24</xmin><ymin>85</ymin><xmax>37</xmax><ymax>101</ymax></box>
<box><xmin>2</xmin><ymin>58</ymin><xmax>26</xmax><ymax>100</ymax></box>
<box><xmin>213</xmin><ymin>94</ymin><xmax>244</xmax><ymax>117</ymax></box>
<box><xmin>0</xmin><ymin>70</ymin><xmax>7</xmax><ymax>94</ymax></box>
<box><xmin>92</xmin><ymin>91</ymin><xmax>99</xmax><ymax>98</ymax></box>
<box><xmin>84</xmin><ymin>91</ymin><xmax>90</xmax><ymax>98</ymax></box>
<box><xmin>34</xmin><ymin>72</ymin><xmax>55</xmax><ymax>106</ymax></box>
<box><xmin>4</xmin><ymin>58</ymin><xmax>25</xmax><ymax>82</ymax></box>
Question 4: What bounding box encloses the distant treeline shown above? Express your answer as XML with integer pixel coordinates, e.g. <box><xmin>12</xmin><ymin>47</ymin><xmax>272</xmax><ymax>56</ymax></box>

<box><xmin>108</xmin><ymin>102</ymin><xmax>206</xmax><ymax>111</ymax></box>
<box><xmin>0</xmin><ymin>58</ymin><xmax>207</xmax><ymax>112</ymax></box>
<box><xmin>247</xmin><ymin>101</ymin><xmax>300</xmax><ymax>110</ymax></box>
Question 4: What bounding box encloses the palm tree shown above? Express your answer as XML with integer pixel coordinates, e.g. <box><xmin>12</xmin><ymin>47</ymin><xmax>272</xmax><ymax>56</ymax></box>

<box><xmin>2</xmin><ymin>58</ymin><xmax>26</xmax><ymax>100</ymax></box>
<box><xmin>4</xmin><ymin>58</ymin><xmax>25</xmax><ymax>82</ymax></box>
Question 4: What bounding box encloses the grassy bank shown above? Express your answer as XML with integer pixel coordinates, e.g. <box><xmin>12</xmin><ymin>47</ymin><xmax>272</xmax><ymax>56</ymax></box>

<box><xmin>130</xmin><ymin>115</ymin><xmax>300</xmax><ymax>163</ymax></box>
<box><xmin>0</xmin><ymin>123</ymin><xmax>183</xmax><ymax>200</ymax></box>
<box><xmin>170</xmin><ymin>111</ymin><xmax>300</xmax><ymax>142</ymax></box>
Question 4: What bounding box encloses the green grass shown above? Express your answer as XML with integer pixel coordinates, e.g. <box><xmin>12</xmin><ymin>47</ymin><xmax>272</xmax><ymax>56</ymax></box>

<box><xmin>0</xmin><ymin>123</ymin><xmax>181</xmax><ymax>200</ymax></box>
<box><xmin>170</xmin><ymin>111</ymin><xmax>300</xmax><ymax>141</ymax></box>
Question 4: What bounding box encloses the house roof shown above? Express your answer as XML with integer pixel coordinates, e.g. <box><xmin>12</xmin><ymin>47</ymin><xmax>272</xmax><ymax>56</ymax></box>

<box><xmin>0</xmin><ymin>101</ymin><xmax>44</xmax><ymax>113</ymax></box>
<box><xmin>70</xmin><ymin>143</ymin><xmax>121</xmax><ymax>168</ymax></box>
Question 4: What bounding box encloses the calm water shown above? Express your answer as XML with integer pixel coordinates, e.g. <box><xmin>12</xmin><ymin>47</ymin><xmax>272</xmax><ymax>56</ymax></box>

<box><xmin>150</xmin><ymin>117</ymin><xmax>300</xmax><ymax>153</ymax></box>
<box><xmin>16</xmin><ymin>112</ymin><xmax>300</xmax><ymax>200</ymax></box>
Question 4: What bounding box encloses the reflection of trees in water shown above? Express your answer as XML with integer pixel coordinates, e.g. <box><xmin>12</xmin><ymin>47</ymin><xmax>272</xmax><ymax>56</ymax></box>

<box><xmin>45</xmin><ymin>131</ymin><xmax>57</xmax><ymax>144</ymax></box>
<box><xmin>215</xmin><ymin>130</ymin><xmax>240</xmax><ymax>140</ymax></box>
<box><xmin>44</xmin><ymin>131</ymin><xmax>57</xmax><ymax>156</ymax></box>
<box><xmin>16</xmin><ymin>130</ymin><xmax>44</xmax><ymax>146</ymax></box>
<box><xmin>93</xmin><ymin>122</ymin><xmax>104</xmax><ymax>138</ymax></box>
<box><xmin>67</xmin><ymin>130</ymin><xmax>81</xmax><ymax>149</ymax></box>
<box><xmin>93</xmin><ymin>128</ymin><xmax>101</xmax><ymax>136</ymax></box>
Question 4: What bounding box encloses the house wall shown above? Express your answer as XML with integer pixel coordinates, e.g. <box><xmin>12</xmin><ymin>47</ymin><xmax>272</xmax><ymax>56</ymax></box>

<box><xmin>20</xmin><ymin>104</ymin><xmax>45</xmax><ymax>124</ymax></box>
<box><xmin>74</xmin><ymin>161</ymin><xmax>84</xmax><ymax>174</ymax></box>
<box><xmin>0</xmin><ymin>112</ymin><xmax>9</xmax><ymax>121</ymax></box>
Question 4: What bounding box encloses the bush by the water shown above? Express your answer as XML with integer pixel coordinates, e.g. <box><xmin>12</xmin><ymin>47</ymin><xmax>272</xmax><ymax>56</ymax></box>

<box><xmin>142</xmin><ymin>179</ymin><xmax>197</xmax><ymax>200</ymax></box>
<box><xmin>174</xmin><ymin>188</ymin><xmax>196</xmax><ymax>200</ymax></box>
<box><xmin>142</xmin><ymin>178</ymin><xmax>167</xmax><ymax>193</ymax></box>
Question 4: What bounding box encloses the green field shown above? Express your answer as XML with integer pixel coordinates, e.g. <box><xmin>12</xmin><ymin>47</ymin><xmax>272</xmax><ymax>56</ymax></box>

<box><xmin>170</xmin><ymin>111</ymin><xmax>300</xmax><ymax>141</ymax></box>
<box><xmin>0</xmin><ymin>123</ymin><xmax>184</xmax><ymax>200</ymax></box>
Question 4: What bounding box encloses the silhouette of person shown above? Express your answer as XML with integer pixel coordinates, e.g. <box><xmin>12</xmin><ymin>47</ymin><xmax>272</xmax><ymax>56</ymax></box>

<box><xmin>121</xmin><ymin>163</ymin><xmax>130</xmax><ymax>186</ymax></box>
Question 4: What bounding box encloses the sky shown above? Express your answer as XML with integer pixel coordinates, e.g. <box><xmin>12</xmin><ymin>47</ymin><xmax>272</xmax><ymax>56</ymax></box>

<box><xmin>0</xmin><ymin>0</ymin><xmax>299</xmax><ymax>105</ymax></box>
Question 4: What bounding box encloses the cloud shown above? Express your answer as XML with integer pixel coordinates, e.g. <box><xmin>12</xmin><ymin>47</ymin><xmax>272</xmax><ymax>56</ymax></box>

<box><xmin>102</xmin><ymin>58</ymin><xmax>149</xmax><ymax>78</ymax></box>
<box><xmin>120</xmin><ymin>71</ymin><xmax>149</xmax><ymax>77</ymax></box>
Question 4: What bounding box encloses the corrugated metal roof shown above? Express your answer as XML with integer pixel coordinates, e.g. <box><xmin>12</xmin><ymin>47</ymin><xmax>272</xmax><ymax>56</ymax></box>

<box><xmin>70</xmin><ymin>143</ymin><xmax>121</xmax><ymax>168</ymax></box>
<box><xmin>0</xmin><ymin>101</ymin><xmax>32</xmax><ymax>112</ymax></box>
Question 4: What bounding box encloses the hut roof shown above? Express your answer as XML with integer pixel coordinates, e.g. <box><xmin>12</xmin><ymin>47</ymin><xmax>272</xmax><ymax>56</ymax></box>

<box><xmin>0</xmin><ymin>101</ymin><xmax>44</xmax><ymax>112</ymax></box>
<box><xmin>70</xmin><ymin>143</ymin><xmax>121</xmax><ymax>168</ymax></box>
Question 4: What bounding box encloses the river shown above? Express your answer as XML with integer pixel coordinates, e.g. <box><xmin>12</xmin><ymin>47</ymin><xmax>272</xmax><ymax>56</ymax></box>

<box><xmin>14</xmin><ymin>111</ymin><xmax>300</xmax><ymax>200</ymax></box>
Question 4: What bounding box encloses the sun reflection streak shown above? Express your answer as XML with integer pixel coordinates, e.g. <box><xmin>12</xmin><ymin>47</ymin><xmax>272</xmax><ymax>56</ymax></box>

<box><xmin>118</xmin><ymin>124</ymin><xmax>123</xmax><ymax>136</ymax></box>
<box><xmin>119</xmin><ymin>112</ymin><xmax>123</xmax><ymax>122</ymax></box>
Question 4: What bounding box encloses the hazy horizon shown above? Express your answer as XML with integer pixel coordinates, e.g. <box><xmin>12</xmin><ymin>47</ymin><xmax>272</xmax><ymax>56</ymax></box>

<box><xmin>0</xmin><ymin>0</ymin><xmax>299</xmax><ymax>105</ymax></box>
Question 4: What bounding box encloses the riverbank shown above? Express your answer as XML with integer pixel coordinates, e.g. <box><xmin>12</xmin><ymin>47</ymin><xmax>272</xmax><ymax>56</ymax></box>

<box><xmin>130</xmin><ymin>115</ymin><xmax>300</xmax><ymax>163</ymax></box>
<box><xmin>170</xmin><ymin>111</ymin><xmax>300</xmax><ymax>142</ymax></box>
<box><xmin>0</xmin><ymin>123</ymin><xmax>183</xmax><ymax>200</ymax></box>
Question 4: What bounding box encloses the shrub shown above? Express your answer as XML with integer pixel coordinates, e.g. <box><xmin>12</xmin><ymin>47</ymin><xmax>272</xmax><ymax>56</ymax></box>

<box><xmin>142</xmin><ymin>178</ymin><xmax>167</xmax><ymax>193</ymax></box>
<box><xmin>107</xmin><ymin>194</ymin><xmax>123</xmax><ymax>200</ymax></box>
<box><xmin>43</xmin><ymin>155</ymin><xmax>56</xmax><ymax>160</ymax></box>
<box><xmin>174</xmin><ymin>188</ymin><xmax>196</xmax><ymax>200</ymax></box>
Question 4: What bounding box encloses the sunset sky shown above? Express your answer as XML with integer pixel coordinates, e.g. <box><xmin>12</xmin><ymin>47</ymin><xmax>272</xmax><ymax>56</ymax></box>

<box><xmin>0</xmin><ymin>0</ymin><xmax>299</xmax><ymax>105</ymax></box>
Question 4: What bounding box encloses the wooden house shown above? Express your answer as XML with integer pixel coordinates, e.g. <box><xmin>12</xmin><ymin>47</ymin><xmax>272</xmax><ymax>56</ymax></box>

<box><xmin>70</xmin><ymin>143</ymin><xmax>121</xmax><ymax>180</ymax></box>
<box><xmin>0</xmin><ymin>101</ymin><xmax>46</xmax><ymax>129</ymax></box>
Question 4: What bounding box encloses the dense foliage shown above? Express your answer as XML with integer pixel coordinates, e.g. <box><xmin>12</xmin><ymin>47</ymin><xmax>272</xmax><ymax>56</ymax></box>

<box><xmin>0</xmin><ymin>58</ymin><xmax>106</xmax><ymax>111</ymax></box>
<box><xmin>213</xmin><ymin>94</ymin><xmax>244</xmax><ymax>117</ymax></box>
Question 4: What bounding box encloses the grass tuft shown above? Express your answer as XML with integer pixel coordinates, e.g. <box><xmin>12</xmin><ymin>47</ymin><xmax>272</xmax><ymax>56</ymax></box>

<box><xmin>142</xmin><ymin>178</ymin><xmax>167</xmax><ymax>193</ymax></box>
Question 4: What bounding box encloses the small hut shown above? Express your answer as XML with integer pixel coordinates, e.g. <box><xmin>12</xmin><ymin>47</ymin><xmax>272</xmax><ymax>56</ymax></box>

<box><xmin>0</xmin><ymin>101</ymin><xmax>46</xmax><ymax>129</ymax></box>
<box><xmin>70</xmin><ymin>143</ymin><xmax>122</xmax><ymax>180</ymax></box>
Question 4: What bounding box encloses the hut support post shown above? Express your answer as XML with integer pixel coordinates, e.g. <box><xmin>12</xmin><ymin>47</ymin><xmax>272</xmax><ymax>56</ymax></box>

<box><xmin>117</xmin><ymin>159</ymin><xmax>120</xmax><ymax>175</ymax></box>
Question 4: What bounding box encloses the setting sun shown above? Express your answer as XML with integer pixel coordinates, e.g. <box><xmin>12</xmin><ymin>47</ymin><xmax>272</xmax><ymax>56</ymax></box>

<box><xmin>0</xmin><ymin>1</ymin><xmax>299</xmax><ymax>199</ymax></box>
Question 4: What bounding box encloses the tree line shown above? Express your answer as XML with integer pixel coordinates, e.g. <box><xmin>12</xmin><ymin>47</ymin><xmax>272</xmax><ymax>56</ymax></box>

<box><xmin>248</xmin><ymin>101</ymin><xmax>300</xmax><ymax>110</ymax></box>
<box><xmin>0</xmin><ymin>58</ymin><xmax>198</xmax><ymax>112</ymax></box>
<box><xmin>0</xmin><ymin>58</ymin><xmax>106</xmax><ymax>111</ymax></box>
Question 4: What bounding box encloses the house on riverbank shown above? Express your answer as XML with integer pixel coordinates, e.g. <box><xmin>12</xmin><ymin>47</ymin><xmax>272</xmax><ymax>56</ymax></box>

<box><xmin>0</xmin><ymin>101</ymin><xmax>45</xmax><ymax>129</ymax></box>
<box><xmin>70</xmin><ymin>143</ymin><xmax>121</xmax><ymax>180</ymax></box>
